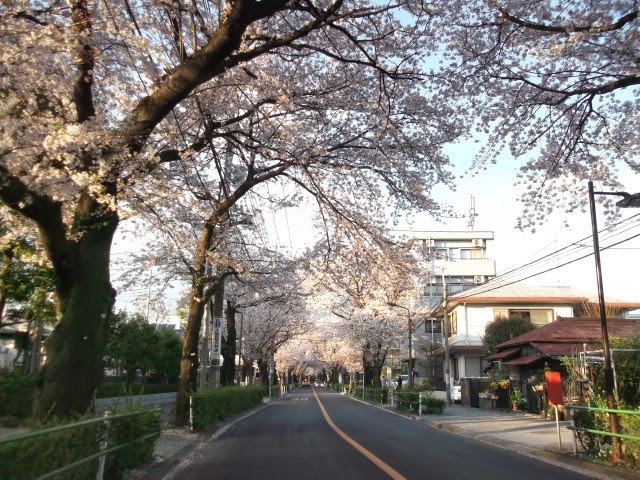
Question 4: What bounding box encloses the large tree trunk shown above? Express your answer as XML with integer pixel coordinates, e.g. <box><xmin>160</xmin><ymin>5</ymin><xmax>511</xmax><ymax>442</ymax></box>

<box><xmin>221</xmin><ymin>301</ymin><xmax>237</xmax><ymax>386</ymax></box>
<box><xmin>258</xmin><ymin>359</ymin><xmax>269</xmax><ymax>386</ymax></box>
<box><xmin>34</xmin><ymin>219</ymin><xmax>117</xmax><ymax>418</ymax></box>
<box><xmin>175</xmin><ymin>273</ymin><xmax>207</xmax><ymax>426</ymax></box>
<box><xmin>175</xmin><ymin>227</ymin><xmax>229</xmax><ymax>426</ymax></box>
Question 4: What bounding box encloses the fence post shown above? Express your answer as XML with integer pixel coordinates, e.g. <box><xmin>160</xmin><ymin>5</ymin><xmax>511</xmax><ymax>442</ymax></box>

<box><xmin>96</xmin><ymin>411</ymin><xmax>111</xmax><ymax>480</ymax></box>
<box><xmin>569</xmin><ymin>407</ymin><xmax>578</xmax><ymax>455</ymax></box>
<box><xmin>189</xmin><ymin>395</ymin><xmax>194</xmax><ymax>432</ymax></box>
<box><xmin>419</xmin><ymin>392</ymin><xmax>423</xmax><ymax>415</ymax></box>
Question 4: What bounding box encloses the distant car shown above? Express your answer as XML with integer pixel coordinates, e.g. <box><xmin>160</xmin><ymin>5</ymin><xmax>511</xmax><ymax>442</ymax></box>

<box><xmin>301</xmin><ymin>379</ymin><xmax>311</xmax><ymax>388</ymax></box>
<box><xmin>314</xmin><ymin>380</ymin><xmax>322</xmax><ymax>387</ymax></box>
<box><xmin>451</xmin><ymin>380</ymin><xmax>462</xmax><ymax>402</ymax></box>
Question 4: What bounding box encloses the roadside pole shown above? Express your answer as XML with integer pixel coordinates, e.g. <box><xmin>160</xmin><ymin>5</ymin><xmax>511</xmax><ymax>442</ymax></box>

<box><xmin>443</xmin><ymin>280</ymin><xmax>451</xmax><ymax>407</ymax></box>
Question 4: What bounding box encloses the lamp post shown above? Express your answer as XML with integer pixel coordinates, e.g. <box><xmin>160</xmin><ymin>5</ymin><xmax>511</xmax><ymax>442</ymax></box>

<box><xmin>588</xmin><ymin>180</ymin><xmax>640</xmax><ymax>460</ymax></box>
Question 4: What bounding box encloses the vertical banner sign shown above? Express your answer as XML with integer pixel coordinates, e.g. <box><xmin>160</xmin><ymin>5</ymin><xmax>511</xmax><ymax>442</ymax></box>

<box><xmin>212</xmin><ymin>315</ymin><xmax>222</xmax><ymax>366</ymax></box>
<box><xmin>545</xmin><ymin>371</ymin><xmax>564</xmax><ymax>406</ymax></box>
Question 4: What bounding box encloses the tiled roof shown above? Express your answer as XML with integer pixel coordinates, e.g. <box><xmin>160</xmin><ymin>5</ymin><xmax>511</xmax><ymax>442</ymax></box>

<box><xmin>503</xmin><ymin>355</ymin><xmax>546</xmax><ymax>366</ymax></box>
<box><xmin>486</xmin><ymin>348</ymin><xmax>520</xmax><ymax>360</ymax></box>
<box><xmin>496</xmin><ymin>316</ymin><xmax>640</xmax><ymax>351</ymax></box>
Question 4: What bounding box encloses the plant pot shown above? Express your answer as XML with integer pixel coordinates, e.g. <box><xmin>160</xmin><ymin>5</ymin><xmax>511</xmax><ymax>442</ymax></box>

<box><xmin>479</xmin><ymin>397</ymin><xmax>493</xmax><ymax>410</ymax></box>
<box><xmin>511</xmin><ymin>400</ymin><xmax>518</xmax><ymax>411</ymax></box>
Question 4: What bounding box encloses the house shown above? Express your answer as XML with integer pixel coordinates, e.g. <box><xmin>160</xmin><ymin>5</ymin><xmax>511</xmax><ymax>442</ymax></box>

<box><xmin>426</xmin><ymin>283</ymin><xmax>640</xmax><ymax>384</ymax></box>
<box><xmin>487</xmin><ymin>316</ymin><xmax>640</xmax><ymax>377</ymax></box>
<box><xmin>487</xmin><ymin>316</ymin><xmax>640</xmax><ymax>408</ymax></box>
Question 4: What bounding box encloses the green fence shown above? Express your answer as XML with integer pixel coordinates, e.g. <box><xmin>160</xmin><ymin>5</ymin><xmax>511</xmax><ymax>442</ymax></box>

<box><xmin>567</xmin><ymin>404</ymin><xmax>640</xmax><ymax>462</ymax></box>
<box><xmin>0</xmin><ymin>408</ymin><xmax>160</xmax><ymax>480</ymax></box>
<box><xmin>354</xmin><ymin>387</ymin><xmax>388</xmax><ymax>404</ymax></box>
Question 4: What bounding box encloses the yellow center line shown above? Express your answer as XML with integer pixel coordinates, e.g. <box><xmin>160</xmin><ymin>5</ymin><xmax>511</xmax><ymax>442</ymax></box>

<box><xmin>312</xmin><ymin>388</ymin><xmax>407</xmax><ymax>480</ymax></box>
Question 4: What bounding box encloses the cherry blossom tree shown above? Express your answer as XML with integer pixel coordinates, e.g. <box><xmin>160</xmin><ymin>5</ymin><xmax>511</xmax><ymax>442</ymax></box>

<box><xmin>0</xmin><ymin>0</ymin><xmax>458</xmax><ymax>417</ymax></box>
<box><xmin>275</xmin><ymin>338</ymin><xmax>321</xmax><ymax>383</ymax></box>
<box><xmin>431</xmin><ymin>0</ymin><xmax>639</xmax><ymax>230</ymax></box>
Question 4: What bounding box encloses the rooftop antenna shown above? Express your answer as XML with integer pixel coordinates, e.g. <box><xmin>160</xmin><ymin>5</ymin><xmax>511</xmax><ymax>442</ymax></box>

<box><xmin>467</xmin><ymin>195</ymin><xmax>478</xmax><ymax>230</ymax></box>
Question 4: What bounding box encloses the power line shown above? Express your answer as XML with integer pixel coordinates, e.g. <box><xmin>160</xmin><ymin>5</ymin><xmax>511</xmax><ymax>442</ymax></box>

<box><xmin>456</xmin><ymin>219</ymin><xmax>640</xmax><ymax>299</ymax></box>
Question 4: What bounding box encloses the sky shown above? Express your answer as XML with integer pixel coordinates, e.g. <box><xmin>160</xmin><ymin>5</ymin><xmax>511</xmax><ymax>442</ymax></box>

<box><xmin>418</xmin><ymin>168</ymin><xmax>640</xmax><ymax>302</ymax></box>
<box><xmin>265</xmin><ymin>151</ymin><xmax>640</xmax><ymax>303</ymax></box>
<box><xmin>112</xmin><ymin>147</ymin><xmax>640</xmax><ymax>322</ymax></box>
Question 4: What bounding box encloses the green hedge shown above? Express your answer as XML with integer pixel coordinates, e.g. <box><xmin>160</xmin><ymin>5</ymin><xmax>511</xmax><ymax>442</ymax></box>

<box><xmin>422</xmin><ymin>397</ymin><xmax>446</xmax><ymax>415</ymax></box>
<box><xmin>0</xmin><ymin>406</ymin><xmax>160</xmax><ymax>480</ymax></box>
<box><xmin>0</xmin><ymin>372</ymin><xmax>37</xmax><ymax>418</ymax></box>
<box><xmin>396</xmin><ymin>391</ymin><xmax>445</xmax><ymax>415</ymax></box>
<box><xmin>192</xmin><ymin>386</ymin><xmax>266</xmax><ymax>432</ymax></box>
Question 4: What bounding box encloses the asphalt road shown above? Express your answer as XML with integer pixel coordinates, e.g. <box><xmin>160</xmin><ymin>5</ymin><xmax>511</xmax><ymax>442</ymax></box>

<box><xmin>167</xmin><ymin>387</ymin><xmax>594</xmax><ymax>480</ymax></box>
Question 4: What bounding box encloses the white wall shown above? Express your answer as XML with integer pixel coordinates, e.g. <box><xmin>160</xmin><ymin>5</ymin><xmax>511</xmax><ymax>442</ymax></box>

<box><xmin>448</xmin><ymin>303</ymin><xmax>575</xmax><ymax>346</ymax></box>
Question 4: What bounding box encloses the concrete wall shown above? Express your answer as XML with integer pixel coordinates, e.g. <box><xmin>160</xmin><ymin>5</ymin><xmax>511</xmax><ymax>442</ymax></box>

<box><xmin>94</xmin><ymin>392</ymin><xmax>176</xmax><ymax>416</ymax></box>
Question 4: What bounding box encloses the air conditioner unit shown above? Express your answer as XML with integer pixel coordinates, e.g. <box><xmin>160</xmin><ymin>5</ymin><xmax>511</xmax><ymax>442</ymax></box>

<box><xmin>471</xmin><ymin>238</ymin><xmax>483</xmax><ymax>248</ymax></box>
<box><xmin>473</xmin><ymin>275</ymin><xmax>485</xmax><ymax>284</ymax></box>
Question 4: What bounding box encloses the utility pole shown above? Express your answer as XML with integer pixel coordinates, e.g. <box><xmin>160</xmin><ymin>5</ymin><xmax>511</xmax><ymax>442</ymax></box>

<box><xmin>408</xmin><ymin>311</ymin><xmax>413</xmax><ymax>389</ymax></box>
<box><xmin>200</xmin><ymin>298</ymin><xmax>212</xmax><ymax>388</ymax></box>
<box><xmin>442</xmin><ymin>276</ymin><xmax>451</xmax><ymax>406</ymax></box>
<box><xmin>200</xmin><ymin>263</ymin><xmax>212</xmax><ymax>388</ymax></box>
<box><xmin>210</xmin><ymin>278</ymin><xmax>225</xmax><ymax>388</ymax></box>
<box><xmin>237</xmin><ymin>311</ymin><xmax>244</xmax><ymax>385</ymax></box>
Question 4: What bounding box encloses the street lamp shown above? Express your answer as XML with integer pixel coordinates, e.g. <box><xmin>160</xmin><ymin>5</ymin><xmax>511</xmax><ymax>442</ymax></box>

<box><xmin>588</xmin><ymin>180</ymin><xmax>640</xmax><ymax>460</ymax></box>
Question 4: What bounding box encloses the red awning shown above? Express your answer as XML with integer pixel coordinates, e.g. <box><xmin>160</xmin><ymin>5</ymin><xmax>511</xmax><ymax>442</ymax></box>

<box><xmin>503</xmin><ymin>355</ymin><xmax>546</xmax><ymax>366</ymax></box>
<box><xmin>486</xmin><ymin>348</ymin><xmax>520</xmax><ymax>361</ymax></box>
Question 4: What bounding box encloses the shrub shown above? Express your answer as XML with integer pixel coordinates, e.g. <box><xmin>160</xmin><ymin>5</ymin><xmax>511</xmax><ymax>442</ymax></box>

<box><xmin>619</xmin><ymin>406</ymin><xmax>640</xmax><ymax>467</ymax></box>
<box><xmin>0</xmin><ymin>371</ymin><xmax>37</xmax><ymax>418</ymax></box>
<box><xmin>0</xmin><ymin>414</ymin><xmax>101</xmax><ymax>480</ymax></box>
<box><xmin>395</xmin><ymin>390</ymin><xmax>445</xmax><ymax>415</ymax></box>
<box><xmin>0</xmin><ymin>407</ymin><xmax>160</xmax><ymax>480</ymax></box>
<box><xmin>106</xmin><ymin>406</ymin><xmax>161</xmax><ymax>479</ymax></box>
<box><xmin>396</xmin><ymin>391</ymin><xmax>420</xmax><ymax>413</ymax></box>
<box><xmin>422</xmin><ymin>398</ymin><xmax>446</xmax><ymax>415</ymax></box>
<box><xmin>191</xmin><ymin>386</ymin><xmax>266</xmax><ymax>432</ymax></box>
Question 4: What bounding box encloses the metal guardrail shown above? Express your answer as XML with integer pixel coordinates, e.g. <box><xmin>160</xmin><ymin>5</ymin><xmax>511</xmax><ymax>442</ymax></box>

<box><xmin>0</xmin><ymin>408</ymin><xmax>161</xmax><ymax>480</ymax></box>
<box><xmin>566</xmin><ymin>404</ymin><xmax>640</xmax><ymax>455</ymax></box>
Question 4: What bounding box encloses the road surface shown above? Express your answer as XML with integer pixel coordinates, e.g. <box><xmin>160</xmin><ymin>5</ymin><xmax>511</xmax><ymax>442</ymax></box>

<box><xmin>168</xmin><ymin>387</ymin><xmax>594</xmax><ymax>479</ymax></box>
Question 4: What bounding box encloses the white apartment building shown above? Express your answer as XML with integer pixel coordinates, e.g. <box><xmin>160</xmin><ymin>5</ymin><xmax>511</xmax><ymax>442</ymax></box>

<box><xmin>407</xmin><ymin>231</ymin><xmax>496</xmax><ymax>383</ymax></box>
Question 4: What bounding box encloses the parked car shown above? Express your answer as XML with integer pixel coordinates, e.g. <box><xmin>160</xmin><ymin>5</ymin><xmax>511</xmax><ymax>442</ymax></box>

<box><xmin>451</xmin><ymin>380</ymin><xmax>462</xmax><ymax>402</ymax></box>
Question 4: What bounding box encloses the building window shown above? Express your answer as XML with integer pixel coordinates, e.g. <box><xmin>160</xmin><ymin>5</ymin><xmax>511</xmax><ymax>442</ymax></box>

<box><xmin>425</xmin><ymin>318</ymin><xmax>442</xmax><ymax>334</ymax></box>
<box><xmin>448</xmin><ymin>311</ymin><xmax>458</xmax><ymax>335</ymax></box>
<box><xmin>434</xmin><ymin>248</ymin><xmax>448</xmax><ymax>260</ymax></box>
<box><xmin>508</xmin><ymin>309</ymin><xmax>552</xmax><ymax>326</ymax></box>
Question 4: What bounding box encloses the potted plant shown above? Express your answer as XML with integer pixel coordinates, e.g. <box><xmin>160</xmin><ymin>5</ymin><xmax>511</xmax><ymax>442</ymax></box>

<box><xmin>509</xmin><ymin>387</ymin><xmax>522</xmax><ymax>411</ymax></box>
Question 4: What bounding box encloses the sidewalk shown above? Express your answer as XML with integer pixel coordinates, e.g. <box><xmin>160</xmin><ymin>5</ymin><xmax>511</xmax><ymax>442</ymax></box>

<box><xmin>131</xmin><ymin>399</ymin><xmax>640</xmax><ymax>480</ymax></box>
<box><xmin>391</xmin><ymin>403</ymin><xmax>640</xmax><ymax>480</ymax></box>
